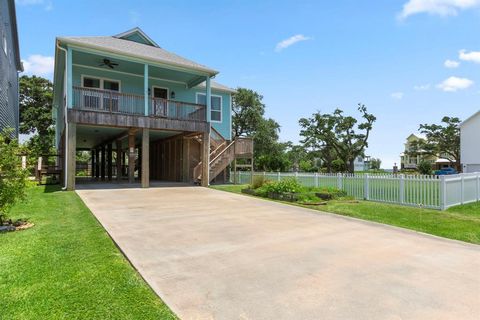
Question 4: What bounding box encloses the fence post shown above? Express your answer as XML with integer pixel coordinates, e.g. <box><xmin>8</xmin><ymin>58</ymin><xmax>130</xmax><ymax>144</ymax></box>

<box><xmin>399</xmin><ymin>174</ymin><xmax>405</xmax><ymax>204</ymax></box>
<box><xmin>461</xmin><ymin>174</ymin><xmax>465</xmax><ymax>205</ymax></box>
<box><xmin>337</xmin><ymin>173</ymin><xmax>343</xmax><ymax>190</ymax></box>
<box><xmin>277</xmin><ymin>171</ymin><xmax>281</xmax><ymax>182</ymax></box>
<box><xmin>477</xmin><ymin>173</ymin><xmax>480</xmax><ymax>202</ymax></box>
<box><xmin>364</xmin><ymin>173</ymin><xmax>369</xmax><ymax>200</ymax></box>
<box><xmin>295</xmin><ymin>171</ymin><xmax>298</xmax><ymax>180</ymax></box>
<box><xmin>314</xmin><ymin>172</ymin><xmax>319</xmax><ymax>188</ymax></box>
<box><xmin>440</xmin><ymin>175</ymin><xmax>446</xmax><ymax>210</ymax></box>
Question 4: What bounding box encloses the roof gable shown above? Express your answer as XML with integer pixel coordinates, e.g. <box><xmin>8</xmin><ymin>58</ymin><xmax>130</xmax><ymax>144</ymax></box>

<box><xmin>114</xmin><ymin>27</ymin><xmax>159</xmax><ymax>47</ymax></box>
<box><xmin>460</xmin><ymin>110</ymin><xmax>480</xmax><ymax>127</ymax></box>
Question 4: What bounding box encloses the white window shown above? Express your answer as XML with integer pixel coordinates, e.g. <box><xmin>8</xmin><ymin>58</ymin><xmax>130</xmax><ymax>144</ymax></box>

<box><xmin>81</xmin><ymin>76</ymin><xmax>120</xmax><ymax>111</ymax></box>
<box><xmin>197</xmin><ymin>93</ymin><xmax>222</xmax><ymax>122</ymax></box>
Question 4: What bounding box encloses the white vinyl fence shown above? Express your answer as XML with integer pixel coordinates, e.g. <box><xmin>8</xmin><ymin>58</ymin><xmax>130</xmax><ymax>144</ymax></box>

<box><xmin>232</xmin><ymin>171</ymin><xmax>480</xmax><ymax>210</ymax></box>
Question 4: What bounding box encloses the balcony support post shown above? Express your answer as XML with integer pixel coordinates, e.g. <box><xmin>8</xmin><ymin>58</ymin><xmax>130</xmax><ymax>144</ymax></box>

<box><xmin>206</xmin><ymin>76</ymin><xmax>211</xmax><ymax>122</ymax></box>
<box><xmin>144</xmin><ymin>64</ymin><xmax>149</xmax><ymax>116</ymax></box>
<box><xmin>141</xmin><ymin>128</ymin><xmax>149</xmax><ymax>188</ymax></box>
<box><xmin>66</xmin><ymin>122</ymin><xmax>76</xmax><ymax>190</ymax></box>
<box><xmin>116</xmin><ymin>140</ymin><xmax>122</xmax><ymax>181</ymax></box>
<box><xmin>128</xmin><ymin>129</ymin><xmax>136</xmax><ymax>183</ymax></box>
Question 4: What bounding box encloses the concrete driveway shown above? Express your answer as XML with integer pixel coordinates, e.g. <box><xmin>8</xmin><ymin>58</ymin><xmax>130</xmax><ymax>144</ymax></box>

<box><xmin>76</xmin><ymin>186</ymin><xmax>480</xmax><ymax>320</ymax></box>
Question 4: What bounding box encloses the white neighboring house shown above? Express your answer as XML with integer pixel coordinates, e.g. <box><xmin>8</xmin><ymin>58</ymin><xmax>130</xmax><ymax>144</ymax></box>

<box><xmin>354</xmin><ymin>156</ymin><xmax>371</xmax><ymax>172</ymax></box>
<box><xmin>460</xmin><ymin>110</ymin><xmax>480</xmax><ymax>173</ymax></box>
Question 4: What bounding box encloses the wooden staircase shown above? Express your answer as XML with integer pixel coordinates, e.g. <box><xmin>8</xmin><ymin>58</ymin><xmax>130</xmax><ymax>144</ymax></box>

<box><xmin>193</xmin><ymin>128</ymin><xmax>253</xmax><ymax>184</ymax></box>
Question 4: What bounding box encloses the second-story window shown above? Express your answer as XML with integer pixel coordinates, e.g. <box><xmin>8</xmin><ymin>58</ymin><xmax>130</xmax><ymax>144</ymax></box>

<box><xmin>197</xmin><ymin>93</ymin><xmax>222</xmax><ymax>122</ymax></box>
<box><xmin>82</xmin><ymin>76</ymin><xmax>120</xmax><ymax>111</ymax></box>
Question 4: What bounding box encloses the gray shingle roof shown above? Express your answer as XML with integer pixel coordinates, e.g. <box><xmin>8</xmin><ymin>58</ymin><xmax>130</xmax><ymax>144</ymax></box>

<box><xmin>57</xmin><ymin>35</ymin><xmax>218</xmax><ymax>75</ymax></box>
<box><xmin>195</xmin><ymin>80</ymin><xmax>237</xmax><ymax>94</ymax></box>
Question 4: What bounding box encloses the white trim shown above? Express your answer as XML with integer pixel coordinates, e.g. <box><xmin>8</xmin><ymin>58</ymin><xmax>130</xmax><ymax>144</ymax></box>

<box><xmin>80</xmin><ymin>74</ymin><xmax>122</xmax><ymax>92</ymax></box>
<box><xmin>73</xmin><ymin>63</ymin><xmax>188</xmax><ymax>86</ymax></box>
<box><xmin>196</xmin><ymin>92</ymin><xmax>222</xmax><ymax>123</ymax></box>
<box><xmin>151</xmin><ymin>85</ymin><xmax>169</xmax><ymax>99</ymax></box>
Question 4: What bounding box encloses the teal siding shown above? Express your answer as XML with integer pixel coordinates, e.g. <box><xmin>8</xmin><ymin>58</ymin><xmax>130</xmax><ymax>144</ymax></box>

<box><xmin>72</xmin><ymin>66</ymin><xmax>232</xmax><ymax>139</ymax></box>
<box><xmin>121</xmin><ymin>33</ymin><xmax>152</xmax><ymax>46</ymax></box>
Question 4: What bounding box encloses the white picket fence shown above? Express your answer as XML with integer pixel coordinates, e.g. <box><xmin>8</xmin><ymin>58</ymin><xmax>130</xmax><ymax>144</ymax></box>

<box><xmin>232</xmin><ymin>171</ymin><xmax>480</xmax><ymax>210</ymax></box>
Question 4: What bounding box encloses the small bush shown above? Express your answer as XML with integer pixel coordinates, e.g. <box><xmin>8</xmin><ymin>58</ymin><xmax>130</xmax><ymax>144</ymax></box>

<box><xmin>258</xmin><ymin>178</ymin><xmax>304</xmax><ymax>194</ymax></box>
<box><xmin>251</xmin><ymin>175</ymin><xmax>269</xmax><ymax>189</ymax></box>
<box><xmin>418</xmin><ymin>160</ymin><xmax>433</xmax><ymax>175</ymax></box>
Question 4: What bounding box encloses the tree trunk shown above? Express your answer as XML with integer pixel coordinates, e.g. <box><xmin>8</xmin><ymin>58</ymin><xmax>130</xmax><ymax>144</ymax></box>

<box><xmin>348</xmin><ymin>159</ymin><xmax>355</xmax><ymax>173</ymax></box>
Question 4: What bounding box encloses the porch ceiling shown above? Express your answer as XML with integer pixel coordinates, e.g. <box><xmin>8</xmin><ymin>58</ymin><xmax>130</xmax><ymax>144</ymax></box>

<box><xmin>76</xmin><ymin>125</ymin><xmax>180</xmax><ymax>150</ymax></box>
<box><xmin>73</xmin><ymin>51</ymin><xmax>206</xmax><ymax>86</ymax></box>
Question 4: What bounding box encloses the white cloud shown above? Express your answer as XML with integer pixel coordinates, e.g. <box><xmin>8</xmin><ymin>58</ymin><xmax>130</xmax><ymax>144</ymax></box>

<box><xmin>444</xmin><ymin>59</ymin><xmax>460</xmax><ymax>68</ymax></box>
<box><xmin>391</xmin><ymin>92</ymin><xmax>404</xmax><ymax>99</ymax></box>
<box><xmin>459</xmin><ymin>49</ymin><xmax>480</xmax><ymax>63</ymax></box>
<box><xmin>414</xmin><ymin>84</ymin><xmax>431</xmax><ymax>90</ymax></box>
<box><xmin>275</xmin><ymin>34</ymin><xmax>311</xmax><ymax>52</ymax></box>
<box><xmin>15</xmin><ymin>0</ymin><xmax>53</xmax><ymax>11</ymax></box>
<box><xmin>22</xmin><ymin>55</ymin><xmax>54</xmax><ymax>77</ymax></box>
<box><xmin>437</xmin><ymin>76</ymin><xmax>473</xmax><ymax>92</ymax></box>
<box><xmin>398</xmin><ymin>0</ymin><xmax>480</xmax><ymax>19</ymax></box>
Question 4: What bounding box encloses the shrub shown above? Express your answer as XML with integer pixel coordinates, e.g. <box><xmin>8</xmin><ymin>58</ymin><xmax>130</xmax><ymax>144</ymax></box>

<box><xmin>418</xmin><ymin>160</ymin><xmax>432</xmax><ymax>175</ymax></box>
<box><xmin>251</xmin><ymin>175</ymin><xmax>269</xmax><ymax>189</ymax></box>
<box><xmin>0</xmin><ymin>130</ymin><xmax>28</xmax><ymax>224</ymax></box>
<box><xmin>258</xmin><ymin>178</ymin><xmax>304</xmax><ymax>195</ymax></box>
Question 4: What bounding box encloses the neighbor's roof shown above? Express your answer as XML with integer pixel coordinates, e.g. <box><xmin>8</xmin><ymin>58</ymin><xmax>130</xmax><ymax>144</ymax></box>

<box><xmin>57</xmin><ymin>32</ymin><xmax>218</xmax><ymax>76</ymax></box>
<box><xmin>460</xmin><ymin>110</ymin><xmax>480</xmax><ymax>127</ymax></box>
<box><xmin>196</xmin><ymin>80</ymin><xmax>236</xmax><ymax>94</ymax></box>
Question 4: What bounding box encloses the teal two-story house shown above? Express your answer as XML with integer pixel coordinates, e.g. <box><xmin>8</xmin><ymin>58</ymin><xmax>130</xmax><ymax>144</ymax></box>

<box><xmin>53</xmin><ymin>28</ymin><xmax>252</xmax><ymax>190</ymax></box>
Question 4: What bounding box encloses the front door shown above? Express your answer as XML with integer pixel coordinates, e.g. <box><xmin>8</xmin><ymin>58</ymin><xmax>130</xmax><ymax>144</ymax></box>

<box><xmin>152</xmin><ymin>87</ymin><xmax>168</xmax><ymax>117</ymax></box>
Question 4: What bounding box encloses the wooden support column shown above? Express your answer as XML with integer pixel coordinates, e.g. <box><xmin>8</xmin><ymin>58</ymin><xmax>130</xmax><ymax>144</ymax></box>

<box><xmin>201</xmin><ymin>129</ymin><xmax>210</xmax><ymax>187</ymax></box>
<box><xmin>95</xmin><ymin>149</ymin><xmax>100</xmax><ymax>179</ymax></box>
<box><xmin>100</xmin><ymin>145</ymin><xmax>106</xmax><ymax>181</ymax></box>
<box><xmin>66</xmin><ymin>122</ymin><xmax>76</xmax><ymax>191</ymax></box>
<box><xmin>128</xmin><ymin>129</ymin><xmax>136</xmax><ymax>183</ymax></box>
<box><xmin>141</xmin><ymin>128</ymin><xmax>149</xmax><ymax>188</ymax></box>
<box><xmin>107</xmin><ymin>143</ymin><xmax>113</xmax><ymax>181</ymax></box>
<box><xmin>91</xmin><ymin>149</ymin><xmax>95</xmax><ymax>178</ymax></box>
<box><xmin>182</xmin><ymin>136</ymin><xmax>190</xmax><ymax>182</ymax></box>
<box><xmin>116</xmin><ymin>140</ymin><xmax>122</xmax><ymax>181</ymax></box>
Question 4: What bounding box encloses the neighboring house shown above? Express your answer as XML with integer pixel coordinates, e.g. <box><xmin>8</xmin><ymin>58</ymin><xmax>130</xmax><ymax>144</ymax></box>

<box><xmin>400</xmin><ymin>134</ymin><xmax>451</xmax><ymax>170</ymax></box>
<box><xmin>354</xmin><ymin>155</ymin><xmax>370</xmax><ymax>172</ymax></box>
<box><xmin>0</xmin><ymin>0</ymin><xmax>22</xmax><ymax>138</ymax></box>
<box><xmin>460</xmin><ymin>110</ymin><xmax>480</xmax><ymax>173</ymax></box>
<box><xmin>53</xmin><ymin>28</ymin><xmax>252</xmax><ymax>190</ymax></box>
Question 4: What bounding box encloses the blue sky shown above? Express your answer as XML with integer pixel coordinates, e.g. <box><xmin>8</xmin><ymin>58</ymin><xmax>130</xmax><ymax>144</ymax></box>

<box><xmin>16</xmin><ymin>0</ymin><xmax>480</xmax><ymax>168</ymax></box>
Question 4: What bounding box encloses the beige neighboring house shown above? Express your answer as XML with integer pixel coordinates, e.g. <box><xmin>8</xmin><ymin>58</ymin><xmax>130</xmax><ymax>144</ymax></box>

<box><xmin>460</xmin><ymin>110</ymin><xmax>480</xmax><ymax>173</ymax></box>
<box><xmin>400</xmin><ymin>134</ymin><xmax>451</xmax><ymax>170</ymax></box>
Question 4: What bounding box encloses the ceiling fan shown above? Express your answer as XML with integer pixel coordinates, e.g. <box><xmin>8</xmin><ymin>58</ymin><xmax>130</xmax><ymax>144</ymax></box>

<box><xmin>99</xmin><ymin>58</ymin><xmax>119</xmax><ymax>69</ymax></box>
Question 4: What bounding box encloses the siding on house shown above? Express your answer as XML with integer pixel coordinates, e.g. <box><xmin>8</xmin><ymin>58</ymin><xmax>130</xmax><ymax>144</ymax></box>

<box><xmin>0</xmin><ymin>0</ymin><xmax>22</xmax><ymax>138</ymax></box>
<box><xmin>460</xmin><ymin>111</ymin><xmax>480</xmax><ymax>173</ymax></box>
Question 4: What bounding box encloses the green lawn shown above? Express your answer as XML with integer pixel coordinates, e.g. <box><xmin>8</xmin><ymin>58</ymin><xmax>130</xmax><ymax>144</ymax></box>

<box><xmin>0</xmin><ymin>185</ymin><xmax>176</xmax><ymax>320</ymax></box>
<box><xmin>211</xmin><ymin>184</ymin><xmax>480</xmax><ymax>245</ymax></box>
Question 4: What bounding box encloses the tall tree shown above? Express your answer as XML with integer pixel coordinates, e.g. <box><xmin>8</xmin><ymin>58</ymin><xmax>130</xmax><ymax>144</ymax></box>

<box><xmin>19</xmin><ymin>75</ymin><xmax>55</xmax><ymax>156</ymax></box>
<box><xmin>409</xmin><ymin>116</ymin><xmax>461</xmax><ymax>170</ymax></box>
<box><xmin>299</xmin><ymin>104</ymin><xmax>376</xmax><ymax>173</ymax></box>
<box><xmin>232</xmin><ymin>88</ymin><xmax>265</xmax><ymax>137</ymax></box>
<box><xmin>232</xmin><ymin>87</ymin><xmax>289</xmax><ymax>171</ymax></box>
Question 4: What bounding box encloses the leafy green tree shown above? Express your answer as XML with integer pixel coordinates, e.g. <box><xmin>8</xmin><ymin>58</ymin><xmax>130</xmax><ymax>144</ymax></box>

<box><xmin>418</xmin><ymin>160</ymin><xmax>432</xmax><ymax>175</ymax></box>
<box><xmin>232</xmin><ymin>87</ymin><xmax>290</xmax><ymax>171</ymax></box>
<box><xmin>0</xmin><ymin>130</ymin><xmax>28</xmax><ymax>224</ymax></box>
<box><xmin>19</xmin><ymin>75</ymin><xmax>55</xmax><ymax>159</ymax></box>
<box><xmin>232</xmin><ymin>88</ymin><xmax>265</xmax><ymax>138</ymax></box>
<box><xmin>299</xmin><ymin>104</ymin><xmax>376</xmax><ymax>173</ymax></box>
<box><xmin>409</xmin><ymin>117</ymin><xmax>461</xmax><ymax>171</ymax></box>
<box><xmin>331</xmin><ymin>159</ymin><xmax>347</xmax><ymax>173</ymax></box>
<box><xmin>370</xmin><ymin>158</ymin><xmax>382</xmax><ymax>170</ymax></box>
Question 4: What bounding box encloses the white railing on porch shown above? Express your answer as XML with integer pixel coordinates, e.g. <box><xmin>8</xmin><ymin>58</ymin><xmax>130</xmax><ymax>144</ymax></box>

<box><xmin>72</xmin><ymin>86</ymin><xmax>206</xmax><ymax>121</ymax></box>
<box><xmin>232</xmin><ymin>171</ymin><xmax>480</xmax><ymax>210</ymax></box>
